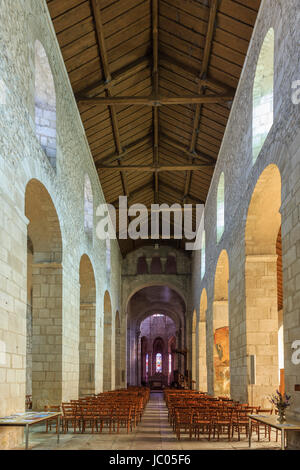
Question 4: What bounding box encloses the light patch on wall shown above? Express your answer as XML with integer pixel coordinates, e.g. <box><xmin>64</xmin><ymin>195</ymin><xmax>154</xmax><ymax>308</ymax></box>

<box><xmin>0</xmin><ymin>340</ymin><xmax>6</xmax><ymax>366</ymax></box>
<box><xmin>0</xmin><ymin>79</ymin><xmax>7</xmax><ymax>105</ymax></box>
<box><xmin>252</xmin><ymin>28</ymin><xmax>274</xmax><ymax>163</ymax></box>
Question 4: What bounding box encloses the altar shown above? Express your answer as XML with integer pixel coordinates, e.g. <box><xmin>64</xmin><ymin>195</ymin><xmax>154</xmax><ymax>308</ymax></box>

<box><xmin>148</xmin><ymin>373</ymin><xmax>168</xmax><ymax>389</ymax></box>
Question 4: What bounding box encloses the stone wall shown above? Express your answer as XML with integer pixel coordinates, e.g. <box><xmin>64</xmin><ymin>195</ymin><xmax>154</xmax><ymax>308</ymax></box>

<box><xmin>0</xmin><ymin>0</ymin><xmax>122</xmax><ymax>449</ymax></box>
<box><xmin>190</xmin><ymin>0</ymin><xmax>300</xmax><ymax>448</ymax></box>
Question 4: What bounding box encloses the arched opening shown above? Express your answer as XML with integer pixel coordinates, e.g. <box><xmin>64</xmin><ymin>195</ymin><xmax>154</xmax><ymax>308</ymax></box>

<box><xmin>150</xmin><ymin>256</ymin><xmax>162</xmax><ymax>274</ymax></box>
<box><xmin>252</xmin><ymin>28</ymin><xmax>274</xmax><ymax>163</ymax></box>
<box><xmin>217</xmin><ymin>173</ymin><xmax>225</xmax><ymax>242</ymax></box>
<box><xmin>115</xmin><ymin>311</ymin><xmax>121</xmax><ymax>389</ymax></box>
<box><xmin>198</xmin><ymin>288</ymin><xmax>208</xmax><ymax>392</ymax></box>
<box><xmin>84</xmin><ymin>175</ymin><xmax>93</xmax><ymax>237</ymax></box>
<box><xmin>126</xmin><ymin>285</ymin><xmax>186</xmax><ymax>388</ymax></box>
<box><xmin>201</xmin><ymin>231</ymin><xmax>206</xmax><ymax>279</ymax></box>
<box><xmin>245</xmin><ymin>164</ymin><xmax>282</xmax><ymax>406</ymax></box>
<box><xmin>35</xmin><ymin>40</ymin><xmax>57</xmax><ymax>170</ymax></box>
<box><xmin>213</xmin><ymin>250</ymin><xmax>230</xmax><ymax>397</ymax></box>
<box><xmin>137</xmin><ymin>256</ymin><xmax>148</xmax><ymax>274</ymax></box>
<box><xmin>25</xmin><ymin>179</ymin><xmax>62</xmax><ymax>409</ymax></box>
<box><xmin>103</xmin><ymin>291</ymin><xmax>112</xmax><ymax>391</ymax></box>
<box><xmin>79</xmin><ymin>255</ymin><xmax>96</xmax><ymax>397</ymax></box>
<box><xmin>191</xmin><ymin>310</ymin><xmax>197</xmax><ymax>389</ymax></box>
<box><xmin>165</xmin><ymin>255</ymin><xmax>177</xmax><ymax>274</ymax></box>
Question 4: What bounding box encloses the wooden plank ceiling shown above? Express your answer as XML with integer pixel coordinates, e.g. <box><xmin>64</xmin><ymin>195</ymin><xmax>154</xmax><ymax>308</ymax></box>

<box><xmin>47</xmin><ymin>0</ymin><xmax>261</xmax><ymax>255</ymax></box>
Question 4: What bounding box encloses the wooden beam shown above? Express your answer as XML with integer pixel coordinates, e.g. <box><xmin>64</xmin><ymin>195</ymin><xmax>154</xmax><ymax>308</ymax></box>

<box><xmin>152</xmin><ymin>0</ymin><xmax>159</xmax><ymax>204</ymax></box>
<box><xmin>76</xmin><ymin>56</ymin><xmax>150</xmax><ymax>99</ymax></box>
<box><xmin>78</xmin><ymin>93</ymin><xmax>233</xmax><ymax>106</ymax></box>
<box><xmin>90</xmin><ymin>0</ymin><xmax>129</xmax><ymax>197</ymax></box>
<box><xmin>161</xmin><ymin>134</ymin><xmax>216</xmax><ymax>164</ymax></box>
<box><xmin>98</xmin><ymin>164</ymin><xmax>214</xmax><ymax>172</ymax></box>
<box><xmin>95</xmin><ymin>135</ymin><xmax>151</xmax><ymax>167</ymax></box>
<box><xmin>183</xmin><ymin>0</ymin><xmax>219</xmax><ymax>204</ymax></box>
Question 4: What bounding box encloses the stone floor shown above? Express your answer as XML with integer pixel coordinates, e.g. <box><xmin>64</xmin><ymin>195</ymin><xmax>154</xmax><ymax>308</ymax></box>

<box><xmin>14</xmin><ymin>392</ymin><xmax>281</xmax><ymax>450</ymax></box>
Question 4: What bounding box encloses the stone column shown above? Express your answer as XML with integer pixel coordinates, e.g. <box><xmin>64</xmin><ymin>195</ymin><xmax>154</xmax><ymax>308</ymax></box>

<box><xmin>245</xmin><ymin>255</ymin><xmax>279</xmax><ymax>407</ymax></box>
<box><xmin>198</xmin><ymin>320</ymin><xmax>208</xmax><ymax>392</ymax></box>
<box><xmin>161</xmin><ymin>257</ymin><xmax>167</xmax><ymax>273</ymax></box>
<box><xmin>79</xmin><ymin>303</ymin><xmax>96</xmax><ymax>396</ymax></box>
<box><xmin>136</xmin><ymin>329</ymin><xmax>141</xmax><ymax>386</ymax></box>
<box><xmin>31</xmin><ymin>262</ymin><xmax>63</xmax><ymax>409</ymax></box>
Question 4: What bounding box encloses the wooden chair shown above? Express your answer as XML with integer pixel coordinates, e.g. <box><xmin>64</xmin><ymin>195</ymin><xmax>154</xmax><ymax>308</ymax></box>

<box><xmin>231</xmin><ymin>410</ymin><xmax>249</xmax><ymax>441</ymax></box>
<box><xmin>44</xmin><ymin>405</ymin><xmax>61</xmax><ymax>433</ymax></box>
<box><xmin>61</xmin><ymin>403</ymin><xmax>81</xmax><ymax>433</ymax></box>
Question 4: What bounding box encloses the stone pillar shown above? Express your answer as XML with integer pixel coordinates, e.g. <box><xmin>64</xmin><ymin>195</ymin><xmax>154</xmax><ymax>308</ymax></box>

<box><xmin>136</xmin><ymin>329</ymin><xmax>141</xmax><ymax>386</ymax></box>
<box><xmin>245</xmin><ymin>255</ymin><xmax>279</xmax><ymax>407</ymax></box>
<box><xmin>79</xmin><ymin>303</ymin><xmax>96</xmax><ymax>396</ymax></box>
<box><xmin>161</xmin><ymin>257</ymin><xmax>167</xmax><ymax>273</ymax></box>
<box><xmin>31</xmin><ymin>262</ymin><xmax>63</xmax><ymax>409</ymax></box>
<box><xmin>145</xmin><ymin>257</ymin><xmax>152</xmax><ymax>273</ymax></box>
<box><xmin>198</xmin><ymin>320</ymin><xmax>208</xmax><ymax>392</ymax></box>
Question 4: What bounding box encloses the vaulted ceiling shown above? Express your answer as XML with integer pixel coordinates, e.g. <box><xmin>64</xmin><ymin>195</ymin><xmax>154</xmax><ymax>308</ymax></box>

<box><xmin>47</xmin><ymin>0</ymin><xmax>261</xmax><ymax>255</ymax></box>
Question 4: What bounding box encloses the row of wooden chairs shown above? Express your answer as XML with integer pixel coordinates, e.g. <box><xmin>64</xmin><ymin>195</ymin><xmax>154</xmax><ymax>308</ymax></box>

<box><xmin>164</xmin><ymin>390</ymin><xmax>274</xmax><ymax>442</ymax></box>
<box><xmin>45</xmin><ymin>387</ymin><xmax>150</xmax><ymax>435</ymax></box>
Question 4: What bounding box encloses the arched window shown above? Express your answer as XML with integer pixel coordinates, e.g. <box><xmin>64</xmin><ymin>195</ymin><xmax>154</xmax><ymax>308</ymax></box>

<box><xmin>146</xmin><ymin>354</ymin><xmax>149</xmax><ymax>375</ymax></box>
<box><xmin>168</xmin><ymin>353</ymin><xmax>172</xmax><ymax>374</ymax></box>
<box><xmin>156</xmin><ymin>353</ymin><xmax>162</xmax><ymax>373</ymax></box>
<box><xmin>217</xmin><ymin>173</ymin><xmax>225</xmax><ymax>242</ymax></box>
<box><xmin>35</xmin><ymin>40</ymin><xmax>57</xmax><ymax>169</ymax></box>
<box><xmin>84</xmin><ymin>175</ymin><xmax>93</xmax><ymax>235</ymax></box>
<box><xmin>201</xmin><ymin>231</ymin><xmax>205</xmax><ymax>279</ymax></box>
<box><xmin>253</xmin><ymin>28</ymin><xmax>274</xmax><ymax>163</ymax></box>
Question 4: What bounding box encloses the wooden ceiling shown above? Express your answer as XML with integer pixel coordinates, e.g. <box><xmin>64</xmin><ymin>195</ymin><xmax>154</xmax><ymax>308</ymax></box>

<box><xmin>47</xmin><ymin>0</ymin><xmax>261</xmax><ymax>255</ymax></box>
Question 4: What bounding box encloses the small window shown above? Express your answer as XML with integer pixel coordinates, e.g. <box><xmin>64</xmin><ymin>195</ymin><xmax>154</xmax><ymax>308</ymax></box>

<box><xmin>146</xmin><ymin>354</ymin><xmax>149</xmax><ymax>375</ymax></box>
<box><xmin>253</xmin><ymin>28</ymin><xmax>274</xmax><ymax>163</ymax></box>
<box><xmin>168</xmin><ymin>354</ymin><xmax>172</xmax><ymax>374</ymax></box>
<box><xmin>35</xmin><ymin>40</ymin><xmax>56</xmax><ymax>169</ymax></box>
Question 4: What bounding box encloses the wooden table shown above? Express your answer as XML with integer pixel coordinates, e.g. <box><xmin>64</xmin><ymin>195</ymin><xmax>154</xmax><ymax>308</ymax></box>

<box><xmin>248</xmin><ymin>414</ymin><xmax>300</xmax><ymax>450</ymax></box>
<box><xmin>0</xmin><ymin>411</ymin><xmax>61</xmax><ymax>450</ymax></box>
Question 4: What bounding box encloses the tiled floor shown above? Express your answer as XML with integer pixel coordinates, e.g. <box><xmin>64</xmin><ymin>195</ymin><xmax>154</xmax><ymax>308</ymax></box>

<box><xmin>14</xmin><ymin>393</ymin><xmax>281</xmax><ymax>450</ymax></box>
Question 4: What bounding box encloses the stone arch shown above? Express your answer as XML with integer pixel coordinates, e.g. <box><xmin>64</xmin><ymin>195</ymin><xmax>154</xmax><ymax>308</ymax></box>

<box><xmin>25</xmin><ymin>179</ymin><xmax>62</xmax><ymax>409</ymax></box>
<box><xmin>79</xmin><ymin>254</ymin><xmax>96</xmax><ymax>397</ymax></box>
<box><xmin>217</xmin><ymin>172</ymin><xmax>225</xmax><ymax>242</ymax></box>
<box><xmin>213</xmin><ymin>250</ymin><xmax>230</xmax><ymax>397</ymax></box>
<box><xmin>253</xmin><ymin>28</ymin><xmax>274</xmax><ymax>163</ymax></box>
<box><xmin>198</xmin><ymin>288</ymin><xmax>208</xmax><ymax>392</ymax></box>
<box><xmin>245</xmin><ymin>163</ymin><xmax>282</xmax><ymax>406</ymax></box>
<box><xmin>191</xmin><ymin>309</ymin><xmax>197</xmax><ymax>388</ymax></box>
<box><xmin>35</xmin><ymin>40</ymin><xmax>57</xmax><ymax>170</ymax></box>
<box><xmin>84</xmin><ymin>174</ymin><xmax>93</xmax><ymax>236</ymax></box>
<box><xmin>115</xmin><ymin>310</ymin><xmax>121</xmax><ymax>388</ymax></box>
<box><xmin>103</xmin><ymin>291</ymin><xmax>112</xmax><ymax>391</ymax></box>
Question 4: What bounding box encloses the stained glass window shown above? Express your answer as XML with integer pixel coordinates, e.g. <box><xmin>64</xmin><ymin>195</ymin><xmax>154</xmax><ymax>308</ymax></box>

<box><xmin>146</xmin><ymin>354</ymin><xmax>149</xmax><ymax>375</ymax></box>
<box><xmin>169</xmin><ymin>354</ymin><xmax>172</xmax><ymax>374</ymax></box>
<box><xmin>156</xmin><ymin>353</ymin><xmax>162</xmax><ymax>373</ymax></box>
